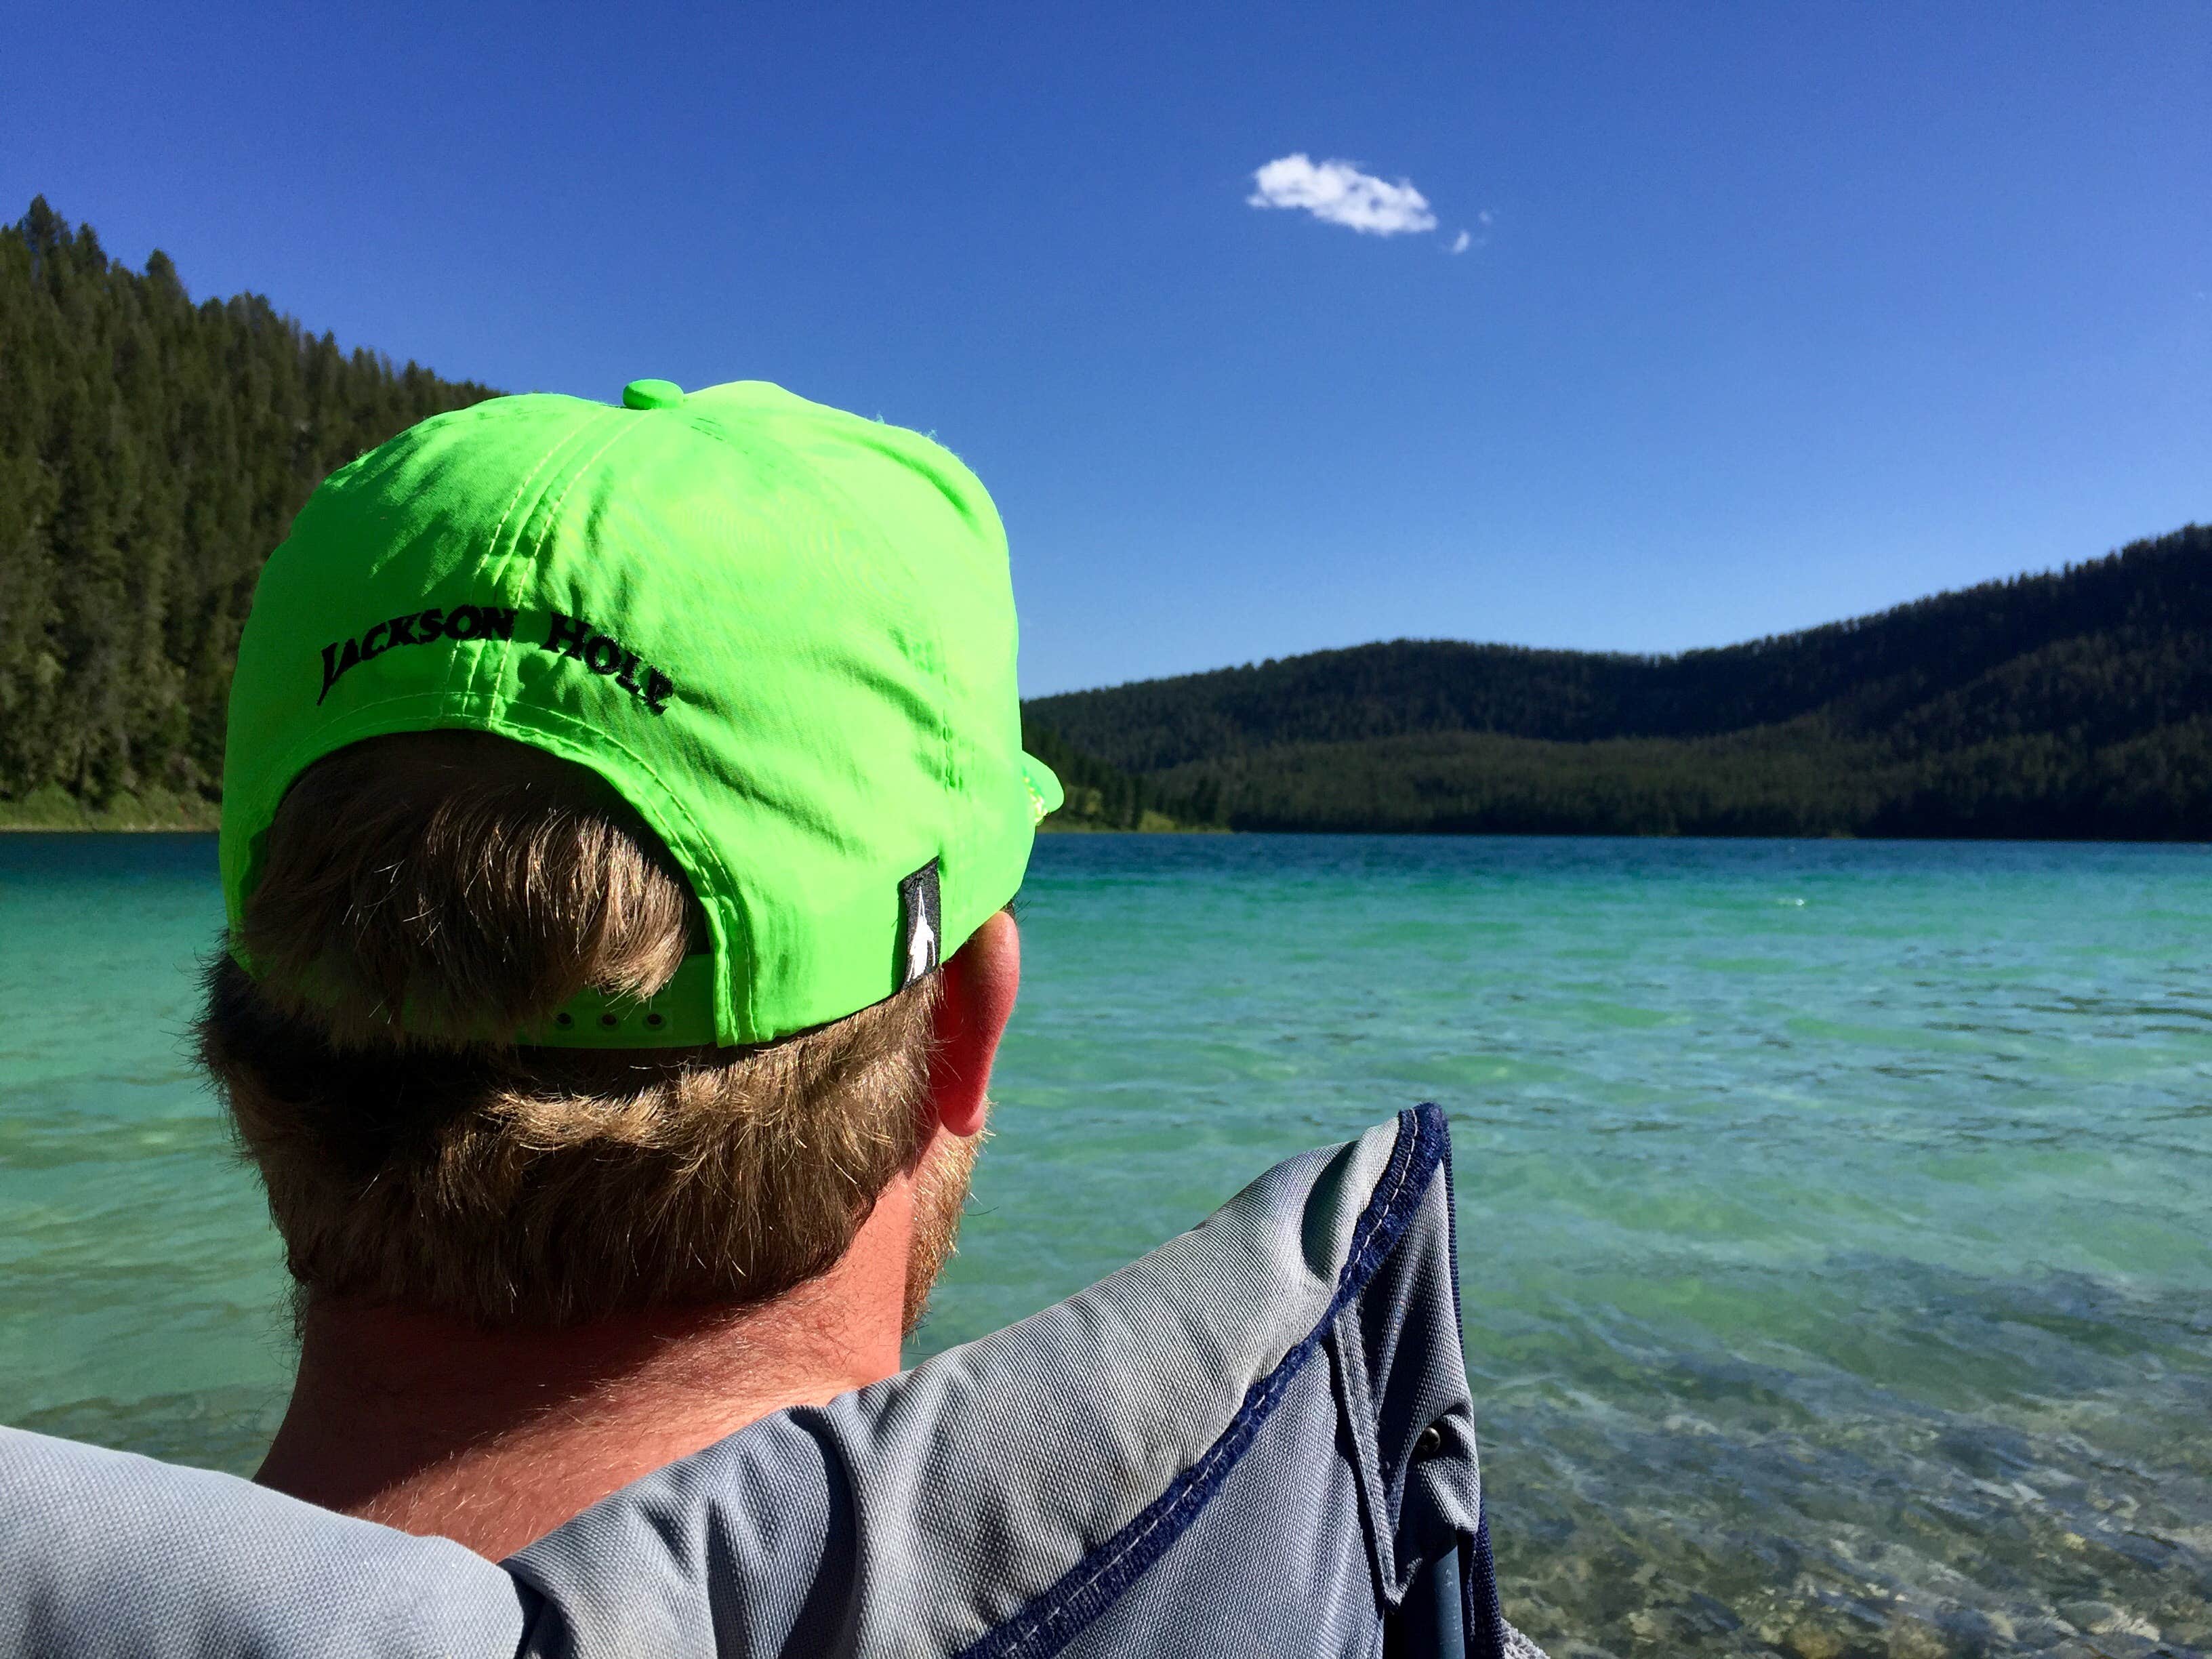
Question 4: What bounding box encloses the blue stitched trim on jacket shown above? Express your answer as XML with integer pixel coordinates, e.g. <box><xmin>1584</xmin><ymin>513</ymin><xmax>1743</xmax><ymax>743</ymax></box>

<box><xmin>956</xmin><ymin>1105</ymin><xmax>1451</xmax><ymax>1659</ymax></box>
<box><xmin>1439</xmin><ymin>1126</ymin><xmax>1511</xmax><ymax>1659</ymax></box>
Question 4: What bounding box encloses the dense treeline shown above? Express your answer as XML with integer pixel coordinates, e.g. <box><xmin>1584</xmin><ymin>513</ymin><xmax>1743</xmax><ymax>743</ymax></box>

<box><xmin>1020</xmin><ymin>720</ymin><xmax>1223</xmax><ymax>831</ymax></box>
<box><xmin>0</xmin><ymin>199</ymin><xmax>496</xmax><ymax>823</ymax></box>
<box><xmin>5</xmin><ymin>201</ymin><xmax>2201</xmax><ymax>840</ymax></box>
<box><xmin>1028</xmin><ymin>529</ymin><xmax>2212</xmax><ymax>767</ymax></box>
<box><xmin>1025</xmin><ymin>527</ymin><xmax>2212</xmax><ymax>839</ymax></box>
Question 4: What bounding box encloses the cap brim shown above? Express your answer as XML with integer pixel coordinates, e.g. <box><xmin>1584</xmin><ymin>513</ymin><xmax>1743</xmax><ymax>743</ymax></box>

<box><xmin>1020</xmin><ymin>752</ymin><xmax>1064</xmax><ymax>823</ymax></box>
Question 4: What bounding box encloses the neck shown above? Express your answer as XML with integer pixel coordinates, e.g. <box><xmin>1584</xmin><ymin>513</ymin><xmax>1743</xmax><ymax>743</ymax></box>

<box><xmin>256</xmin><ymin>1171</ymin><xmax>921</xmax><ymax>1560</ymax></box>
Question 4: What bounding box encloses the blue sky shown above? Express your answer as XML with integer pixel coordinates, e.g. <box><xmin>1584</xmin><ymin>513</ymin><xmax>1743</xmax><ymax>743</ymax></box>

<box><xmin>7</xmin><ymin>2</ymin><xmax>2207</xmax><ymax>696</ymax></box>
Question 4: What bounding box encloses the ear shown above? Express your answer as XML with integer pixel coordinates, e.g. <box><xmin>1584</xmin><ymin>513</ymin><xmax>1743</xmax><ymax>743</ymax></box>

<box><xmin>926</xmin><ymin>909</ymin><xmax>1020</xmax><ymax>1140</ymax></box>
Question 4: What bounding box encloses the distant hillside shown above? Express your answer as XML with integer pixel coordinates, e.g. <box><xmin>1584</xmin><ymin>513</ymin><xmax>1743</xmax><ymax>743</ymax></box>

<box><xmin>1024</xmin><ymin>527</ymin><xmax>2212</xmax><ymax>839</ymax></box>
<box><xmin>0</xmin><ymin>199</ymin><xmax>497</xmax><ymax>824</ymax></box>
<box><xmin>4</xmin><ymin>202</ymin><xmax>2200</xmax><ymax>840</ymax></box>
<box><xmin>1018</xmin><ymin>720</ymin><xmax>1223</xmax><ymax>832</ymax></box>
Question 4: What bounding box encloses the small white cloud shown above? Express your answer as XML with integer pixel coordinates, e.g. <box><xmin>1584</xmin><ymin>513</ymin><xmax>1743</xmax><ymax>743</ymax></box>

<box><xmin>1248</xmin><ymin>153</ymin><xmax>1437</xmax><ymax>238</ymax></box>
<box><xmin>1449</xmin><ymin>211</ymin><xmax>1498</xmax><ymax>255</ymax></box>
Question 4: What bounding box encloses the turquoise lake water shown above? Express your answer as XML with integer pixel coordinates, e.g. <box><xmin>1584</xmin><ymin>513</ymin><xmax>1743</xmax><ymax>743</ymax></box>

<box><xmin>2</xmin><ymin>832</ymin><xmax>2208</xmax><ymax>1656</ymax></box>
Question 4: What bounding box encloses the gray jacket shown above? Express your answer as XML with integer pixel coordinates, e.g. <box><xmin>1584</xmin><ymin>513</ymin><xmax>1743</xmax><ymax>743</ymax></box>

<box><xmin>0</xmin><ymin>1106</ymin><xmax>1545</xmax><ymax>1658</ymax></box>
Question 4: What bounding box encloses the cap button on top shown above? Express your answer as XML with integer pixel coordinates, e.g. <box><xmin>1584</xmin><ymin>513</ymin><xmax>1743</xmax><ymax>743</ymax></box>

<box><xmin>622</xmin><ymin>378</ymin><xmax>685</xmax><ymax>411</ymax></box>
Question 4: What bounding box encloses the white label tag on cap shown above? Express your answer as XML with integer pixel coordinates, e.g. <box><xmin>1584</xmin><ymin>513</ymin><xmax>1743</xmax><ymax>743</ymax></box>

<box><xmin>897</xmin><ymin>861</ymin><xmax>942</xmax><ymax>989</ymax></box>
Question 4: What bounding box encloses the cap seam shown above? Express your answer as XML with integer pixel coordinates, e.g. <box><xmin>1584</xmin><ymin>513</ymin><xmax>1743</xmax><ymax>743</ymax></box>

<box><xmin>472</xmin><ymin>413</ymin><xmax>640</xmax><ymax>718</ymax></box>
<box><xmin>485</xmin><ymin>420</ymin><xmax>596</xmax><ymax>565</ymax></box>
<box><xmin>680</xmin><ymin>417</ymin><xmax>962</xmax><ymax>887</ymax></box>
<box><xmin>437</xmin><ymin>415</ymin><xmax>612</xmax><ymax>714</ymax></box>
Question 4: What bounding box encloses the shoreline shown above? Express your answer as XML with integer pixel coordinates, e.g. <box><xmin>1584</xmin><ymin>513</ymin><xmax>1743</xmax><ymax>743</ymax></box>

<box><xmin>0</xmin><ymin>803</ymin><xmax>221</xmax><ymax>833</ymax></box>
<box><xmin>11</xmin><ymin>818</ymin><xmax>2209</xmax><ymax>846</ymax></box>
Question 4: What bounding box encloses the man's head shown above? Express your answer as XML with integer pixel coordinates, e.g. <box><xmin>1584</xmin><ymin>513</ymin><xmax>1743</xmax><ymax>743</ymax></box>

<box><xmin>201</xmin><ymin>380</ymin><xmax>1054</xmax><ymax>1332</ymax></box>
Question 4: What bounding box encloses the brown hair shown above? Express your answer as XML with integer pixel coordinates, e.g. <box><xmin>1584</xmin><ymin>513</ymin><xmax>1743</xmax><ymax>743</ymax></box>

<box><xmin>198</xmin><ymin>732</ymin><xmax>946</xmax><ymax>1328</ymax></box>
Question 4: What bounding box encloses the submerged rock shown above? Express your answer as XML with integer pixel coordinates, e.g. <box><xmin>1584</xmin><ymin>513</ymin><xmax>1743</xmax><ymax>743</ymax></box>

<box><xmin>2055</xmin><ymin>1599</ymin><xmax>2160</xmax><ymax>1641</ymax></box>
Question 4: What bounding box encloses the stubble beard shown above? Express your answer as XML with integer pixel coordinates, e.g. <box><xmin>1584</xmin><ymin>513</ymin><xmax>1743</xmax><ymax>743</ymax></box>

<box><xmin>901</xmin><ymin>1124</ymin><xmax>985</xmax><ymax>1336</ymax></box>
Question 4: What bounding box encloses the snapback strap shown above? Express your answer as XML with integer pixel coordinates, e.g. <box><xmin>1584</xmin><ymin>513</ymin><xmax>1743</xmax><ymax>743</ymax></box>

<box><xmin>514</xmin><ymin>953</ymin><xmax>720</xmax><ymax>1048</ymax></box>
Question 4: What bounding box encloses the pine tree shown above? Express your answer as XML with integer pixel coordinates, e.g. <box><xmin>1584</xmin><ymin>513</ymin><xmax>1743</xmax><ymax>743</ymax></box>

<box><xmin>0</xmin><ymin>199</ymin><xmax>497</xmax><ymax>819</ymax></box>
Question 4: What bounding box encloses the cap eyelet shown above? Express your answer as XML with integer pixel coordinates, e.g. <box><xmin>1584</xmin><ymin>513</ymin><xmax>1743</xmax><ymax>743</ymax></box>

<box><xmin>644</xmin><ymin>1012</ymin><xmax>665</xmax><ymax>1029</ymax></box>
<box><xmin>599</xmin><ymin>1012</ymin><xmax>621</xmax><ymax>1029</ymax></box>
<box><xmin>554</xmin><ymin>1012</ymin><xmax>574</xmax><ymax>1029</ymax></box>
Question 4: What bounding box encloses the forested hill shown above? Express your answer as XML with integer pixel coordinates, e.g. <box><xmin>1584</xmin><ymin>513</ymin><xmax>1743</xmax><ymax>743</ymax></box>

<box><xmin>3</xmin><ymin>201</ymin><xmax>2202</xmax><ymax>839</ymax></box>
<box><xmin>0</xmin><ymin>199</ymin><xmax>497</xmax><ymax>825</ymax></box>
<box><xmin>1025</xmin><ymin>527</ymin><xmax>2212</xmax><ymax>839</ymax></box>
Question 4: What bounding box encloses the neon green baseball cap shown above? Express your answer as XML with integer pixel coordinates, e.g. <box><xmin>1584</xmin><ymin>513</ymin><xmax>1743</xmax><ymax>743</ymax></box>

<box><xmin>220</xmin><ymin>377</ymin><xmax>1060</xmax><ymax>1047</ymax></box>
